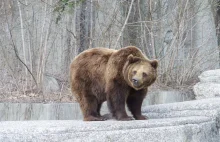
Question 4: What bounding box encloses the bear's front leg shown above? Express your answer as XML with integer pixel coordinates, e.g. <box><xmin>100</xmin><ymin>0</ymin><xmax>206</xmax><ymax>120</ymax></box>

<box><xmin>127</xmin><ymin>89</ymin><xmax>148</xmax><ymax>120</ymax></box>
<box><xmin>106</xmin><ymin>83</ymin><xmax>133</xmax><ymax>121</ymax></box>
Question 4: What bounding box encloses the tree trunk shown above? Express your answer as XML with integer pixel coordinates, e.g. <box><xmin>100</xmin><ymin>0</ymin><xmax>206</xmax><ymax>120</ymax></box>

<box><xmin>76</xmin><ymin>0</ymin><xmax>95</xmax><ymax>54</ymax></box>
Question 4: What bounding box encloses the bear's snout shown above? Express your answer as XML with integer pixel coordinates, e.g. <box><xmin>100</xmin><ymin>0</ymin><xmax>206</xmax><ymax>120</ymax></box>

<box><xmin>132</xmin><ymin>78</ymin><xmax>139</xmax><ymax>87</ymax></box>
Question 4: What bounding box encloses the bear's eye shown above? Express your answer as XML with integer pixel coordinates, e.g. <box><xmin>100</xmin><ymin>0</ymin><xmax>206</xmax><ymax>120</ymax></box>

<box><xmin>133</xmin><ymin>71</ymin><xmax>137</xmax><ymax>75</ymax></box>
<box><xmin>143</xmin><ymin>72</ymin><xmax>147</xmax><ymax>77</ymax></box>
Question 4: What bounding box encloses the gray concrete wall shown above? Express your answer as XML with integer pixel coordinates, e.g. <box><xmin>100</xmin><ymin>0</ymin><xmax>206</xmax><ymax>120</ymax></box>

<box><xmin>0</xmin><ymin>90</ymin><xmax>194</xmax><ymax>121</ymax></box>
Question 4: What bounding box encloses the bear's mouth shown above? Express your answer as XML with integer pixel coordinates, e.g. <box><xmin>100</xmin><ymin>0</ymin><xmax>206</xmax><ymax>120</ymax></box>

<box><xmin>132</xmin><ymin>84</ymin><xmax>144</xmax><ymax>90</ymax></box>
<box><xmin>132</xmin><ymin>79</ymin><xmax>155</xmax><ymax>90</ymax></box>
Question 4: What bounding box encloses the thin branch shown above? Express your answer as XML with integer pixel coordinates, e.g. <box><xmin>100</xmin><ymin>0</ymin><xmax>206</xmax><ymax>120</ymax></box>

<box><xmin>114</xmin><ymin>0</ymin><xmax>134</xmax><ymax>49</ymax></box>
<box><xmin>4</xmin><ymin>0</ymin><xmax>38</xmax><ymax>87</ymax></box>
<box><xmin>17</xmin><ymin>0</ymin><xmax>28</xmax><ymax>89</ymax></box>
<box><xmin>9</xmin><ymin>29</ymin><xmax>38</xmax><ymax>87</ymax></box>
<box><xmin>7</xmin><ymin>32</ymin><xmax>37</xmax><ymax>88</ymax></box>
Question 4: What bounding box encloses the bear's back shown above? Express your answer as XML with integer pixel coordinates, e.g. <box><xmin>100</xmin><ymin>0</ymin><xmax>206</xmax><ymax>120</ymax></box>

<box><xmin>70</xmin><ymin>48</ymin><xmax>116</xmax><ymax>76</ymax></box>
<box><xmin>70</xmin><ymin>48</ymin><xmax>116</xmax><ymax>101</ymax></box>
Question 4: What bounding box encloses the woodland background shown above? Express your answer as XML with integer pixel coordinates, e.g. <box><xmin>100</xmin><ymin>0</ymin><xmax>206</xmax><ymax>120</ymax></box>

<box><xmin>0</xmin><ymin>0</ymin><xmax>219</xmax><ymax>102</ymax></box>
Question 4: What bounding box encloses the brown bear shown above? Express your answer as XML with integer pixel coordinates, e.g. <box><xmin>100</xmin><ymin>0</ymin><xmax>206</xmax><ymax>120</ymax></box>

<box><xmin>70</xmin><ymin>46</ymin><xmax>158</xmax><ymax>121</ymax></box>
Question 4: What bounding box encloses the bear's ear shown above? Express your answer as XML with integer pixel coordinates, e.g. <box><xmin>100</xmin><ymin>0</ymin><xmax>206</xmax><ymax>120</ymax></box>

<box><xmin>128</xmin><ymin>54</ymin><xmax>141</xmax><ymax>63</ymax></box>
<box><xmin>151</xmin><ymin>59</ymin><xmax>158</xmax><ymax>69</ymax></box>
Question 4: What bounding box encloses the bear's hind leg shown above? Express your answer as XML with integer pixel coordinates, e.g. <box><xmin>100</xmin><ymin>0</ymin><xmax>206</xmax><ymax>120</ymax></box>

<box><xmin>79</xmin><ymin>94</ymin><xmax>105</xmax><ymax>121</ymax></box>
<box><xmin>96</xmin><ymin>103</ymin><xmax>108</xmax><ymax>120</ymax></box>
<box><xmin>97</xmin><ymin>103</ymin><xmax>102</xmax><ymax>117</ymax></box>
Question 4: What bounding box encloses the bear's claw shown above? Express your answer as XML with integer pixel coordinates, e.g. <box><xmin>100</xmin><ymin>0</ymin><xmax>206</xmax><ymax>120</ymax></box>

<box><xmin>84</xmin><ymin>116</ymin><xmax>106</xmax><ymax>121</ymax></box>
<box><xmin>117</xmin><ymin>116</ymin><xmax>134</xmax><ymax>121</ymax></box>
<box><xmin>135</xmin><ymin>115</ymin><xmax>148</xmax><ymax>120</ymax></box>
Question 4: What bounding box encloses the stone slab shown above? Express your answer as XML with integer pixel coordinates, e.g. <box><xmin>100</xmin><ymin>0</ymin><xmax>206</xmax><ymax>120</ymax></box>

<box><xmin>193</xmin><ymin>69</ymin><xmax>220</xmax><ymax>99</ymax></box>
<box><xmin>0</xmin><ymin>117</ymin><xmax>218</xmax><ymax>142</ymax></box>
<box><xmin>193</xmin><ymin>83</ymin><xmax>220</xmax><ymax>99</ymax></box>
<box><xmin>143</xmin><ymin>98</ymin><xmax>220</xmax><ymax>129</ymax></box>
<box><xmin>198</xmin><ymin>69</ymin><xmax>220</xmax><ymax>83</ymax></box>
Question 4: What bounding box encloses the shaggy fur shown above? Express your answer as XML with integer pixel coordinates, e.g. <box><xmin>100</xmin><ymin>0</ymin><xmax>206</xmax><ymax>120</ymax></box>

<box><xmin>70</xmin><ymin>46</ymin><xmax>158</xmax><ymax>121</ymax></box>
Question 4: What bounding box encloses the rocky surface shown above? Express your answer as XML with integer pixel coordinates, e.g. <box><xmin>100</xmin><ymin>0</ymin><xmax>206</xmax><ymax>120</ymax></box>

<box><xmin>194</xmin><ymin>83</ymin><xmax>220</xmax><ymax>99</ymax></box>
<box><xmin>198</xmin><ymin>69</ymin><xmax>220</xmax><ymax>83</ymax></box>
<box><xmin>0</xmin><ymin>98</ymin><xmax>220</xmax><ymax>142</ymax></box>
<box><xmin>0</xmin><ymin>117</ymin><xmax>218</xmax><ymax>142</ymax></box>
<box><xmin>194</xmin><ymin>69</ymin><xmax>220</xmax><ymax>99</ymax></box>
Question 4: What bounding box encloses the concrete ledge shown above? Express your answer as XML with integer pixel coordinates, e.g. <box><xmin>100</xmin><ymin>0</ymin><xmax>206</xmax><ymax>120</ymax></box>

<box><xmin>0</xmin><ymin>90</ymin><xmax>194</xmax><ymax>121</ymax></box>
<box><xmin>0</xmin><ymin>102</ymin><xmax>110</xmax><ymax>121</ymax></box>
<box><xmin>0</xmin><ymin>117</ymin><xmax>218</xmax><ymax>142</ymax></box>
<box><xmin>0</xmin><ymin>103</ymin><xmax>83</xmax><ymax>121</ymax></box>
<box><xmin>1</xmin><ymin>98</ymin><xmax>220</xmax><ymax>141</ymax></box>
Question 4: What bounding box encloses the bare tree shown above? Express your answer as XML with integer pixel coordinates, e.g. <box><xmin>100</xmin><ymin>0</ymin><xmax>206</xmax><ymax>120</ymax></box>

<box><xmin>0</xmin><ymin>0</ymin><xmax>219</xmax><ymax>102</ymax></box>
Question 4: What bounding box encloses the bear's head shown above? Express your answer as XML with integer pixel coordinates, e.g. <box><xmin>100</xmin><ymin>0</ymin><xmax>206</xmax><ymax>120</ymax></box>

<box><xmin>123</xmin><ymin>54</ymin><xmax>158</xmax><ymax>90</ymax></box>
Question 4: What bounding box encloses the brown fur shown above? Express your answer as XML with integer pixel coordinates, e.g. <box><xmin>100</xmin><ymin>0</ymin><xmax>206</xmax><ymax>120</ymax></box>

<box><xmin>70</xmin><ymin>46</ymin><xmax>158</xmax><ymax>121</ymax></box>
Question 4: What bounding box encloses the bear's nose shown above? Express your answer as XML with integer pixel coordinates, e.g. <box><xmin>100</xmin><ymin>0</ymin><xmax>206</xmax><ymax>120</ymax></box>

<box><xmin>132</xmin><ymin>79</ymin><xmax>139</xmax><ymax>86</ymax></box>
